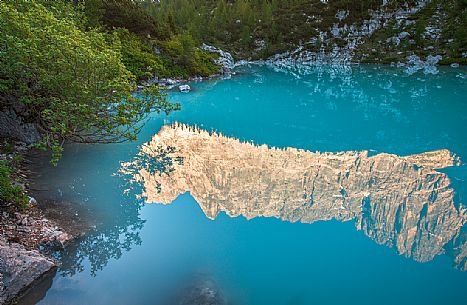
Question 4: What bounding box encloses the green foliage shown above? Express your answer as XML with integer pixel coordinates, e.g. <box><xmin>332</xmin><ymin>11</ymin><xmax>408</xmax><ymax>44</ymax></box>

<box><xmin>82</xmin><ymin>0</ymin><xmax>220</xmax><ymax>79</ymax></box>
<box><xmin>144</xmin><ymin>0</ymin><xmax>466</xmax><ymax>62</ymax></box>
<box><xmin>113</xmin><ymin>28</ymin><xmax>164</xmax><ymax>81</ymax></box>
<box><xmin>0</xmin><ymin>0</ymin><xmax>178</xmax><ymax>165</ymax></box>
<box><xmin>441</xmin><ymin>0</ymin><xmax>467</xmax><ymax>59</ymax></box>
<box><xmin>3</xmin><ymin>143</ymin><xmax>14</xmax><ymax>154</ymax></box>
<box><xmin>354</xmin><ymin>0</ymin><xmax>467</xmax><ymax>64</ymax></box>
<box><xmin>84</xmin><ymin>0</ymin><xmax>162</xmax><ymax>38</ymax></box>
<box><xmin>159</xmin><ymin>33</ymin><xmax>219</xmax><ymax>77</ymax></box>
<box><xmin>144</xmin><ymin>0</ymin><xmax>384</xmax><ymax>58</ymax></box>
<box><xmin>0</xmin><ymin>160</ymin><xmax>29</xmax><ymax>210</ymax></box>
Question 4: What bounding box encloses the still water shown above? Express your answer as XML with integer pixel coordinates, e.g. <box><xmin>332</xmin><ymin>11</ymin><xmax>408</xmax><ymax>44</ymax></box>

<box><xmin>26</xmin><ymin>64</ymin><xmax>467</xmax><ymax>305</ymax></box>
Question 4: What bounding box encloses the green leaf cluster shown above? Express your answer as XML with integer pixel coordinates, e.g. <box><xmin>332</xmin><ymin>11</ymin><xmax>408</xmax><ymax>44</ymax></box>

<box><xmin>0</xmin><ymin>0</ymin><xmax>179</xmax><ymax>164</ymax></box>
<box><xmin>159</xmin><ymin>33</ymin><xmax>220</xmax><ymax>78</ymax></box>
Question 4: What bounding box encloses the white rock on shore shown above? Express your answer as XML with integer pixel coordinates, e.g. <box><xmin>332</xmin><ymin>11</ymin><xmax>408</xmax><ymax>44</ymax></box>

<box><xmin>178</xmin><ymin>85</ymin><xmax>191</xmax><ymax>92</ymax></box>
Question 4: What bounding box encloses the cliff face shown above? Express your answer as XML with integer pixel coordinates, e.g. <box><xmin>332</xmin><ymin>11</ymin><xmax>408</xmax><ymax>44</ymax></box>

<box><xmin>121</xmin><ymin>123</ymin><xmax>466</xmax><ymax>270</ymax></box>
<box><xmin>268</xmin><ymin>0</ymin><xmax>466</xmax><ymax>67</ymax></box>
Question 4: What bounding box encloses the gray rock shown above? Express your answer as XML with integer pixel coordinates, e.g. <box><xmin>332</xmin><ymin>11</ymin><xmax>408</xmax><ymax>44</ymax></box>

<box><xmin>426</xmin><ymin>54</ymin><xmax>442</xmax><ymax>65</ymax></box>
<box><xmin>335</xmin><ymin>10</ymin><xmax>348</xmax><ymax>21</ymax></box>
<box><xmin>200</xmin><ymin>44</ymin><xmax>235</xmax><ymax>73</ymax></box>
<box><xmin>0</xmin><ymin>111</ymin><xmax>41</xmax><ymax>145</ymax></box>
<box><xmin>405</xmin><ymin>54</ymin><xmax>442</xmax><ymax>75</ymax></box>
<box><xmin>28</xmin><ymin>196</ymin><xmax>38</xmax><ymax>206</ymax></box>
<box><xmin>0</xmin><ymin>239</ymin><xmax>56</xmax><ymax>304</ymax></box>
<box><xmin>178</xmin><ymin>85</ymin><xmax>191</xmax><ymax>92</ymax></box>
<box><xmin>387</xmin><ymin>36</ymin><xmax>401</xmax><ymax>46</ymax></box>
<box><xmin>398</xmin><ymin>31</ymin><xmax>410</xmax><ymax>39</ymax></box>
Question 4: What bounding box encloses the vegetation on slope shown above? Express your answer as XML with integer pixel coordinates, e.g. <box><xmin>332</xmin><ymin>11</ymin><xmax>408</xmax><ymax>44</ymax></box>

<box><xmin>82</xmin><ymin>0</ymin><xmax>220</xmax><ymax>79</ymax></box>
<box><xmin>0</xmin><ymin>157</ymin><xmax>28</xmax><ymax>210</ymax></box>
<box><xmin>144</xmin><ymin>0</ymin><xmax>466</xmax><ymax>62</ymax></box>
<box><xmin>0</xmin><ymin>0</ymin><xmax>221</xmax><ymax>164</ymax></box>
<box><xmin>356</xmin><ymin>0</ymin><xmax>467</xmax><ymax>64</ymax></box>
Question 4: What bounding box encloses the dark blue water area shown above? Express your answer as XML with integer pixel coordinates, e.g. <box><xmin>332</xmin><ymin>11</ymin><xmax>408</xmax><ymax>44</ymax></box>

<box><xmin>29</xmin><ymin>64</ymin><xmax>467</xmax><ymax>305</ymax></box>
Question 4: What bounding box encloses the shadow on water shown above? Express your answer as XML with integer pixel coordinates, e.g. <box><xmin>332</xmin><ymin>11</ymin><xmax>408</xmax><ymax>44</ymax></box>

<box><xmin>15</xmin><ymin>268</ymin><xmax>57</xmax><ymax>305</ymax></box>
<box><xmin>18</xmin><ymin>150</ymin><xmax>146</xmax><ymax>302</ymax></box>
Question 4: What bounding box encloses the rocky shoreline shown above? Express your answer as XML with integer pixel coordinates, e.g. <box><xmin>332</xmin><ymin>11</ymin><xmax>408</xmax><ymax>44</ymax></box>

<box><xmin>0</xmin><ymin>142</ymin><xmax>90</xmax><ymax>305</ymax></box>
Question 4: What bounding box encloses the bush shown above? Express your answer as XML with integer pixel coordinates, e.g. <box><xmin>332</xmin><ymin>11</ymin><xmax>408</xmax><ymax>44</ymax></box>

<box><xmin>0</xmin><ymin>161</ymin><xmax>29</xmax><ymax>210</ymax></box>
<box><xmin>85</xmin><ymin>0</ymin><xmax>161</xmax><ymax>38</ymax></box>
<box><xmin>159</xmin><ymin>33</ymin><xmax>220</xmax><ymax>77</ymax></box>
<box><xmin>114</xmin><ymin>28</ymin><xmax>164</xmax><ymax>81</ymax></box>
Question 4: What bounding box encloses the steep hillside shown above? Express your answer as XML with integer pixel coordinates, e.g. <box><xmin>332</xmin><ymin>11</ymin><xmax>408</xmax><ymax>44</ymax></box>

<box><xmin>146</xmin><ymin>0</ymin><xmax>466</xmax><ymax>64</ymax></box>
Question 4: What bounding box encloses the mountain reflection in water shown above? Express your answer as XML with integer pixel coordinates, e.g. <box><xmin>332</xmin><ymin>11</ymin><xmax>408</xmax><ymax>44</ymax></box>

<box><xmin>121</xmin><ymin>123</ymin><xmax>466</xmax><ymax>271</ymax></box>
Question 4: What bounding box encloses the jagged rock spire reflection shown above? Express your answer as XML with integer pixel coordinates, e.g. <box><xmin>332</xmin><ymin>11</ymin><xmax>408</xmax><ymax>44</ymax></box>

<box><xmin>120</xmin><ymin>123</ymin><xmax>466</xmax><ymax>271</ymax></box>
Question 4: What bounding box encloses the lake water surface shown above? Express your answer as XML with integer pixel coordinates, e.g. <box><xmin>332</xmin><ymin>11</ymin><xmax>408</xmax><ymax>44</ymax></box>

<box><xmin>25</xmin><ymin>64</ymin><xmax>467</xmax><ymax>305</ymax></box>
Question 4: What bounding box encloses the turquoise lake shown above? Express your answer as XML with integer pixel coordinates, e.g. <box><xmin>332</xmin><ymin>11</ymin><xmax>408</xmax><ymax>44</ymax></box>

<box><xmin>24</xmin><ymin>64</ymin><xmax>467</xmax><ymax>305</ymax></box>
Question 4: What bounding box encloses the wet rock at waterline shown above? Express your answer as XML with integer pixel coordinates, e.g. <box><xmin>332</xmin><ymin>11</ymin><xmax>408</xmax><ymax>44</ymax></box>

<box><xmin>0</xmin><ymin>239</ymin><xmax>56</xmax><ymax>304</ymax></box>
<box><xmin>121</xmin><ymin>123</ymin><xmax>466</xmax><ymax>270</ymax></box>
<box><xmin>179</xmin><ymin>85</ymin><xmax>191</xmax><ymax>92</ymax></box>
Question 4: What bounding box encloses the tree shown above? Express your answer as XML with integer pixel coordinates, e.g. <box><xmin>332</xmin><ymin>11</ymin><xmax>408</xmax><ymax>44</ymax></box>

<box><xmin>84</xmin><ymin>0</ymin><xmax>161</xmax><ymax>38</ymax></box>
<box><xmin>0</xmin><ymin>1</ymin><xmax>178</xmax><ymax>164</ymax></box>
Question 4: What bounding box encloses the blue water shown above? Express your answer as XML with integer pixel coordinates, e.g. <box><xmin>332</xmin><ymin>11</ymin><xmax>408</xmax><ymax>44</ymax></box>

<box><xmin>27</xmin><ymin>64</ymin><xmax>467</xmax><ymax>305</ymax></box>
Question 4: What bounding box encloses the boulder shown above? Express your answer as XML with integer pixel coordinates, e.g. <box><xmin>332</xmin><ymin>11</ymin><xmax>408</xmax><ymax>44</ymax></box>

<box><xmin>178</xmin><ymin>85</ymin><xmax>191</xmax><ymax>92</ymax></box>
<box><xmin>398</xmin><ymin>31</ymin><xmax>410</xmax><ymax>39</ymax></box>
<box><xmin>0</xmin><ymin>111</ymin><xmax>41</xmax><ymax>145</ymax></box>
<box><xmin>0</xmin><ymin>239</ymin><xmax>56</xmax><ymax>304</ymax></box>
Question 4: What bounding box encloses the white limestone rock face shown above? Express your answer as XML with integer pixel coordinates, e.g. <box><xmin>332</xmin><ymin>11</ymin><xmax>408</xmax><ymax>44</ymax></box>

<box><xmin>0</xmin><ymin>239</ymin><xmax>56</xmax><ymax>304</ymax></box>
<box><xmin>266</xmin><ymin>0</ymin><xmax>431</xmax><ymax>66</ymax></box>
<box><xmin>200</xmin><ymin>44</ymin><xmax>235</xmax><ymax>73</ymax></box>
<box><xmin>121</xmin><ymin>123</ymin><xmax>466</xmax><ymax>270</ymax></box>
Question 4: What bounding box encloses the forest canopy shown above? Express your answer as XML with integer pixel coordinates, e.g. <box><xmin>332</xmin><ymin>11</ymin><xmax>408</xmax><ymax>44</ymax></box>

<box><xmin>0</xmin><ymin>0</ymin><xmax>219</xmax><ymax>164</ymax></box>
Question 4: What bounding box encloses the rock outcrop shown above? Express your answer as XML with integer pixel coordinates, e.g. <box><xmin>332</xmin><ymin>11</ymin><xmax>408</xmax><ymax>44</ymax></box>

<box><xmin>121</xmin><ymin>123</ymin><xmax>466</xmax><ymax>270</ymax></box>
<box><xmin>0</xmin><ymin>111</ymin><xmax>41</xmax><ymax>145</ymax></box>
<box><xmin>264</xmin><ymin>0</ymin><xmax>453</xmax><ymax>71</ymax></box>
<box><xmin>201</xmin><ymin>44</ymin><xmax>235</xmax><ymax>74</ymax></box>
<box><xmin>0</xmin><ymin>239</ymin><xmax>56</xmax><ymax>305</ymax></box>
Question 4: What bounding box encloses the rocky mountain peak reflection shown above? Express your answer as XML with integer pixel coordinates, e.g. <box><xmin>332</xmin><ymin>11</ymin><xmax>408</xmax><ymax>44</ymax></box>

<box><xmin>120</xmin><ymin>123</ymin><xmax>466</xmax><ymax>271</ymax></box>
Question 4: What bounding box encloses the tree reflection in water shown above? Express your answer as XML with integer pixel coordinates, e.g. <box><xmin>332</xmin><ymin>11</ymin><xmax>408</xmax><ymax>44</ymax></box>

<box><xmin>56</xmin><ymin>200</ymin><xmax>145</xmax><ymax>277</ymax></box>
